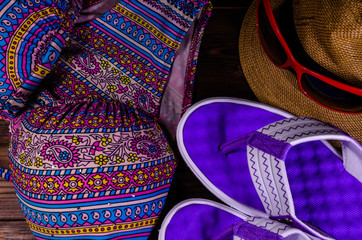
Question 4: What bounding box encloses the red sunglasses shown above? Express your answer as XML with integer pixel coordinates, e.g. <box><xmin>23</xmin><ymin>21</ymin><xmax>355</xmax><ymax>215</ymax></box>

<box><xmin>256</xmin><ymin>0</ymin><xmax>362</xmax><ymax>113</ymax></box>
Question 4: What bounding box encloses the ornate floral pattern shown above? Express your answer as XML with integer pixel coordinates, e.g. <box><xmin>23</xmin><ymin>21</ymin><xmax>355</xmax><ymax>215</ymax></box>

<box><xmin>9</xmin><ymin>98</ymin><xmax>176</xmax><ymax>239</ymax></box>
<box><xmin>41</xmin><ymin>140</ymin><xmax>80</xmax><ymax>168</ymax></box>
<box><xmin>130</xmin><ymin>135</ymin><xmax>162</xmax><ymax>159</ymax></box>
<box><xmin>43</xmin><ymin>176</ymin><xmax>61</xmax><ymax>194</ymax></box>
<box><xmin>11</xmin><ymin>159</ymin><xmax>176</xmax><ymax>195</ymax></box>
<box><xmin>4</xmin><ymin>0</ymin><xmax>212</xmax><ymax>239</ymax></box>
<box><xmin>0</xmin><ymin>0</ymin><xmax>82</xmax><ymax>120</ymax></box>
<box><xmin>35</xmin><ymin>0</ymin><xmax>212</xmax><ymax>130</ymax></box>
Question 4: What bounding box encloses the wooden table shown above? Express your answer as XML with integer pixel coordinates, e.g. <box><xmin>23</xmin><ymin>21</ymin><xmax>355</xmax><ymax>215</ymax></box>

<box><xmin>0</xmin><ymin>1</ymin><xmax>256</xmax><ymax>239</ymax></box>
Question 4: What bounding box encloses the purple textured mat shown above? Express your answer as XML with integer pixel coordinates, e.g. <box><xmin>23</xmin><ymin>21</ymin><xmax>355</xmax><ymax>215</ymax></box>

<box><xmin>160</xmin><ymin>199</ymin><xmax>303</xmax><ymax>240</ymax></box>
<box><xmin>164</xmin><ymin>200</ymin><xmax>244</xmax><ymax>240</ymax></box>
<box><xmin>177</xmin><ymin>98</ymin><xmax>362</xmax><ymax>239</ymax></box>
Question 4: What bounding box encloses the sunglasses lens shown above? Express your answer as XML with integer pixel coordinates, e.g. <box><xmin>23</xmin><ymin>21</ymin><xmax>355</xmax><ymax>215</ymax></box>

<box><xmin>257</xmin><ymin>0</ymin><xmax>287</xmax><ymax>65</ymax></box>
<box><xmin>301</xmin><ymin>73</ymin><xmax>362</xmax><ymax>112</ymax></box>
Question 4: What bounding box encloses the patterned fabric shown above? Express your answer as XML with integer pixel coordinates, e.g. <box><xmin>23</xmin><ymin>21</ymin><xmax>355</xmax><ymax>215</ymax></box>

<box><xmin>1</xmin><ymin>0</ymin><xmax>212</xmax><ymax>239</ymax></box>
<box><xmin>0</xmin><ymin>0</ymin><xmax>83</xmax><ymax>121</ymax></box>
<box><xmin>9</xmin><ymin>98</ymin><xmax>177</xmax><ymax>239</ymax></box>
<box><xmin>36</xmin><ymin>0</ymin><xmax>212</xmax><ymax>136</ymax></box>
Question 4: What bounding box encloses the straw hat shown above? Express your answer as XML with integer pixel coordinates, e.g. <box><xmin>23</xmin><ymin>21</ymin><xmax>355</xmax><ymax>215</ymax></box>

<box><xmin>239</xmin><ymin>0</ymin><xmax>362</xmax><ymax>143</ymax></box>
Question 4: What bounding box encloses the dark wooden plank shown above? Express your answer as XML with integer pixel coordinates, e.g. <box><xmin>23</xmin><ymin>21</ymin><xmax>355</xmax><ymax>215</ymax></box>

<box><xmin>0</xmin><ymin>144</ymin><xmax>9</xmax><ymax>169</ymax></box>
<box><xmin>193</xmin><ymin>7</ymin><xmax>257</xmax><ymax>102</ymax></box>
<box><xmin>0</xmin><ymin>221</ymin><xmax>34</xmax><ymax>240</ymax></box>
<box><xmin>0</xmin><ymin>181</ymin><xmax>25</xmax><ymax>221</ymax></box>
<box><xmin>0</xmin><ymin>180</ymin><xmax>33</xmax><ymax>239</ymax></box>
<box><xmin>211</xmin><ymin>0</ymin><xmax>253</xmax><ymax>8</ymax></box>
<box><xmin>0</xmin><ymin>121</ymin><xmax>9</xmax><ymax>169</ymax></box>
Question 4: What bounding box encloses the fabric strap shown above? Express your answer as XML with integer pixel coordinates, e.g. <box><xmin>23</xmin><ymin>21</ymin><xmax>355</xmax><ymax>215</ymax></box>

<box><xmin>212</xmin><ymin>216</ymin><xmax>317</xmax><ymax>240</ymax></box>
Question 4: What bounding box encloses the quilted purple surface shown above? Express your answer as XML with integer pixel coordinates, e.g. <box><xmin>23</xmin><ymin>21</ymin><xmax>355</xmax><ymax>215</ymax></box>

<box><xmin>180</xmin><ymin>100</ymin><xmax>362</xmax><ymax>239</ymax></box>
<box><xmin>165</xmin><ymin>203</ymin><xmax>242</xmax><ymax>240</ymax></box>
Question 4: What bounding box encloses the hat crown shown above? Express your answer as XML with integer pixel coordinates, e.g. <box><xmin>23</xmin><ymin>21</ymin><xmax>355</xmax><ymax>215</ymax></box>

<box><xmin>293</xmin><ymin>0</ymin><xmax>362</xmax><ymax>87</ymax></box>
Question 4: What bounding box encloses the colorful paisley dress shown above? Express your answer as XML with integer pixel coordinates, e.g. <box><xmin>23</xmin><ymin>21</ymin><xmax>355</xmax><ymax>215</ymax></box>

<box><xmin>0</xmin><ymin>0</ymin><xmax>212</xmax><ymax>239</ymax></box>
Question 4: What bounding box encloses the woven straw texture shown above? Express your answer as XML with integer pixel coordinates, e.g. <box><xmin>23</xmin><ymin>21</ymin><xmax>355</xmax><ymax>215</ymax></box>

<box><xmin>239</xmin><ymin>0</ymin><xmax>362</xmax><ymax>144</ymax></box>
<box><xmin>294</xmin><ymin>0</ymin><xmax>362</xmax><ymax>87</ymax></box>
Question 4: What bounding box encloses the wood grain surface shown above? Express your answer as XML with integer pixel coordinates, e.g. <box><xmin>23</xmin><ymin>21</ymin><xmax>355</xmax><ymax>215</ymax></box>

<box><xmin>0</xmin><ymin>1</ymin><xmax>256</xmax><ymax>239</ymax></box>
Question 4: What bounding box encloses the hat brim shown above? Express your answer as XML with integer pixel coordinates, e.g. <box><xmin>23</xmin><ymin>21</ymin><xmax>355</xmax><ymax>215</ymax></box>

<box><xmin>238</xmin><ymin>0</ymin><xmax>362</xmax><ymax>144</ymax></box>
